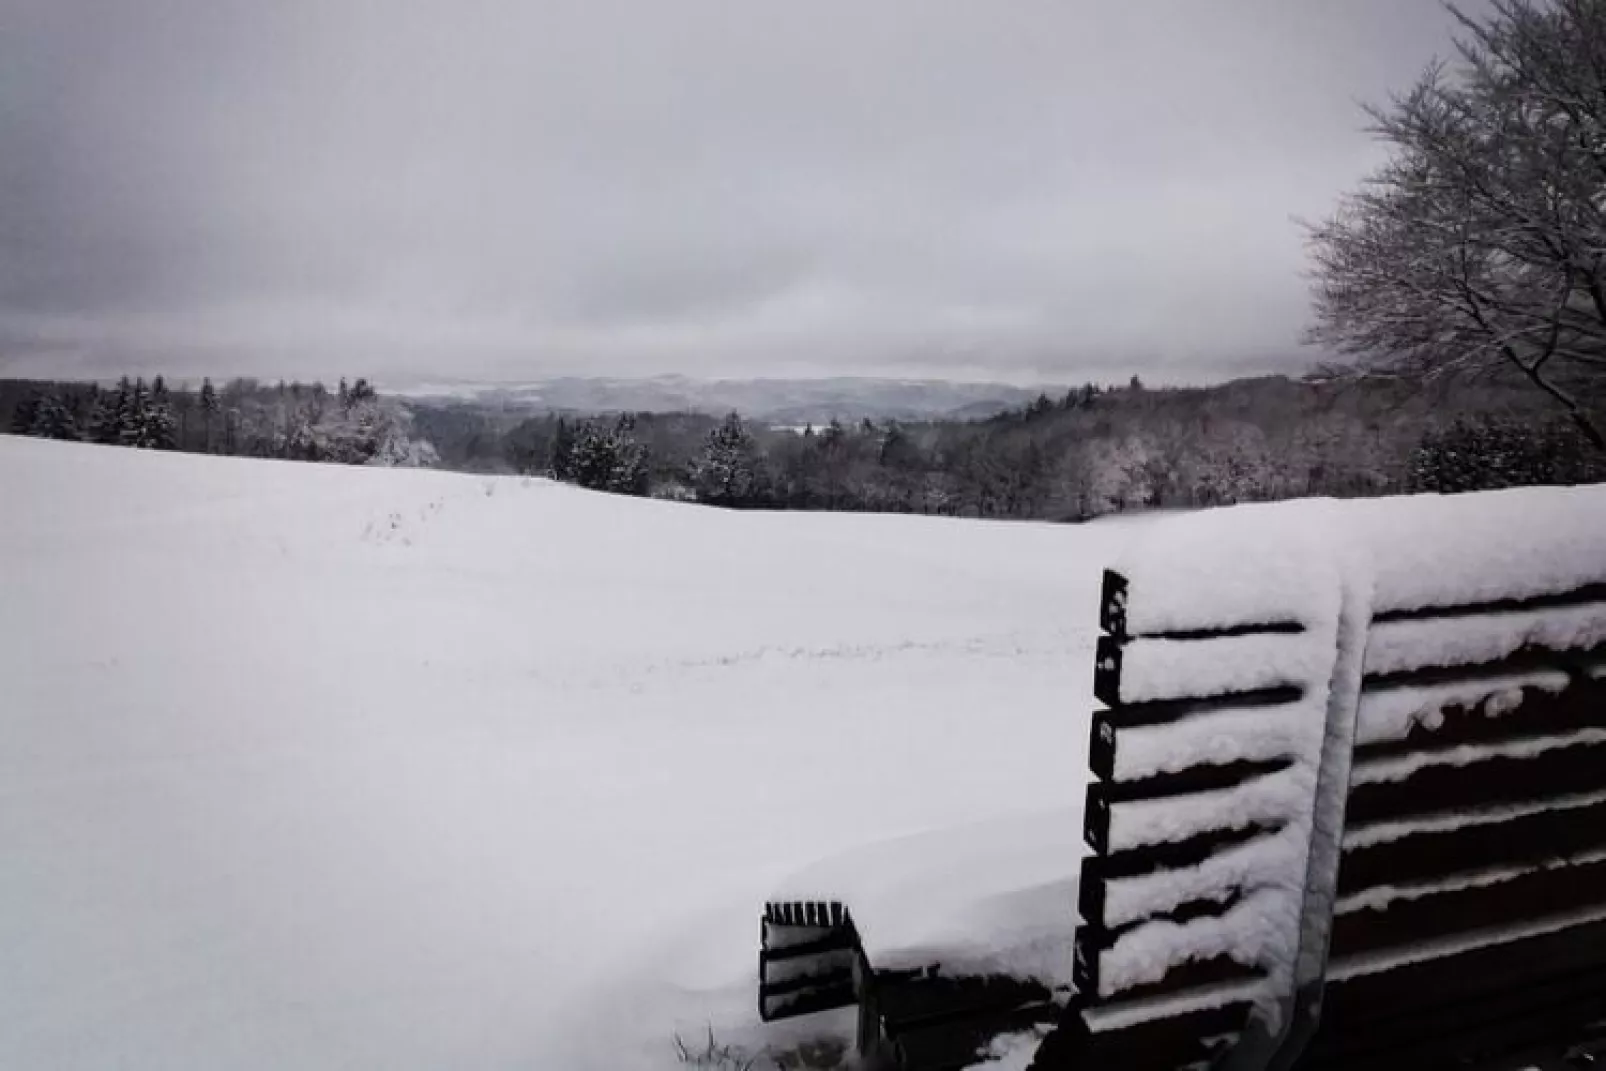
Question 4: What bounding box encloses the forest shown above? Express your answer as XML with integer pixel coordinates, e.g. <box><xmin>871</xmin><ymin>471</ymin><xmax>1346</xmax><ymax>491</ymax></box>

<box><xmin>2</xmin><ymin>375</ymin><xmax>438</xmax><ymax>467</ymax></box>
<box><xmin>8</xmin><ymin>371</ymin><xmax>1601</xmax><ymax>523</ymax></box>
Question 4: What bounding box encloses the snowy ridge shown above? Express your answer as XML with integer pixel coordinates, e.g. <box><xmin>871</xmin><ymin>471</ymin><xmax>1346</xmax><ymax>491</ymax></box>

<box><xmin>1103</xmin><ymin>827</ymin><xmax>1305</xmax><ymax>928</ymax></box>
<box><xmin>1080</xmin><ymin>978</ymin><xmax>1266</xmax><ymax>1034</ymax></box>
<box><xmin>1115</xmin><ymin>501</ymin><xmax>1344</xmax><ymax>636</ymax></box>
<box><xmin>1353</xmin><ymin>669</ymin><xmax>1574</xmax><ymax>745</ymax></box>
<box><xmin>1364</xmin><ymin>604</ymin><xmax>1606</xmax><ymax>677</ymax></box>
<box><xmin>1334</xmin><ymin>845</ymin><xmax>1606</xmax><ymax>915</ymax></box>
<box><xmin>1110</xmin><ymin>701</ymin><xmax>1312</xmax><ymax>781</ymax></box>
<box><xmin>1104</xmin><ymin>765</ymin><xmax>1316</xmax><ymax>854</ymax></box>
<box><xmin>1100</xmin><ymin>889</ymin><xmax>1300</xmax><ymax>997</ymax></box>
<box><xmin>1328</xmin><ymin>903</ymin><xmax>1606</xmax><ymax>982</ymax></box>
<box><xmin>1113</xmin><ymin>634</ymin><xmax>1324</xmax><ymax>704</ymax></box>
<box><xmin>1342</xmin><ymin>789</ymin><xmax>1606</xmax><ymax>850</ymax></box>
<box><xmin>1356</xmin><ymin>486</ymin><xmax>1606</xmax><ymax>614</ymax></box>
<box><xmin>1348</xmin><ymin>727</ymin><xmax>1606</xmax><ymax>785</ymax></box>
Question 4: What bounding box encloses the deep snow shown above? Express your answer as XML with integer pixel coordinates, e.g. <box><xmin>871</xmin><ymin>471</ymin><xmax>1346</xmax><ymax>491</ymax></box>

<box><xmin>14</xmin><ymin>438</ymin><xmax>1597</xmax><ymax>1069</ymax></box>
<box><xmin>0</xmin><ymin>437</ymin><xmax>1126</xmax><ymax>1070</ymax></box>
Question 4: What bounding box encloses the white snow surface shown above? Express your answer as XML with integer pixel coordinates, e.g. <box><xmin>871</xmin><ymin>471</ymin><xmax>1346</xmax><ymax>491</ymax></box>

<box><xmin>1116</xmin><ymin>486</ymin><xmax>1606</xmax><ymax>633</ymax></box>
<box><xmin>769</xmin><ymin>809</ymin><xmax>1084</xmax><ymax>988</ymax></box>
<box><xmin>0</xmin><ymin>437</ymin><xmax>1138</xmax><ymax>1071</ymax></box>
<box><xmin>1103</xmin><ymin>827</ymin><xmax>1305</xmax><ymax>929</ymax></box>
<box><xmin>1364</xmin><ymin>605</ymin><xmax>1606</xmax><ymax>677</ymax></box>
<box><xmin>1354</xmin><ymin>670</ymin><xmax>1574</xmax><ymax>746</ymax></box>
<box><xmin>9</xmin><ymin>439</ymin><xmax>1601</xmax><ymax>1068</ymax></box>
<box><xmin>1100</xmin><ymin>888</ymin><xmax>1300</xmax><ymax>998</ymax></box>
<box><xmin>1115</xmin><ymin>501</ymin><xmax>1345</xmax><ymax>635</ymax></box>
<box><xmin>1113</xmin><ymin>634</ymin><xmax>1325</xmax><ymax>704</ymax></box>
<box><xmin>1354</xmin><ymin>486</ymin><xmax>1606</xmax><ymax>615</ymax></box>
<box><xmin>1106</xmin><ymin>765</ymin><xmax>1317</xmax><ymax>854</ymax></box>
<box><xmin>1111</xmin><ymin>701</ymin><xmax>1311</xmax><ymax>781</ymax></box>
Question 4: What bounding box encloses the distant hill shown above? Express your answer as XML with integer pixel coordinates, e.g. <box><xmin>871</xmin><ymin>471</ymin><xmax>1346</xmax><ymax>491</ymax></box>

<box><xmin>388</xmin><ymin>374</ymin><xmax>1057</xmax><ymax>424</ymax></box>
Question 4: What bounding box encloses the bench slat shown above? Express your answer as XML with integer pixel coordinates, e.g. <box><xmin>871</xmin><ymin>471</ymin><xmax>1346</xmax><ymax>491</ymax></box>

<box><xmin>1338</xmin><ymin>796</ymin><xmax>1606</xmax><ymax>898</ymax></box>
<box><xmin>1348</xmin><ymin>736</ymin><xmax>1606</xmax><ymax>825</ymax></box>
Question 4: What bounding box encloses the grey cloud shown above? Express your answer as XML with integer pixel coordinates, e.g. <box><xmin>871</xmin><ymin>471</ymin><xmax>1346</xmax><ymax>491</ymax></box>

<box><xmin>0</xmin><ymin>0</ymin><xmax>1484</xmax><ymax>384</ymax></box>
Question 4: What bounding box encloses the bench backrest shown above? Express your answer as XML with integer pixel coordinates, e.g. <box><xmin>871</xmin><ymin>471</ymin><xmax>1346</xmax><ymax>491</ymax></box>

<box><xmin>1054</xmin><ymin>490</ymin><xmax>1606</xmax><ymax>1070</ymax></box>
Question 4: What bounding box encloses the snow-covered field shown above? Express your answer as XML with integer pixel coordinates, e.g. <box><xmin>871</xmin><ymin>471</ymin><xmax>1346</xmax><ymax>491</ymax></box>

<box><xmin>0</xmin><ymin>436</ymin><xmax>1132</xmax><ymax>1070</ymax></box>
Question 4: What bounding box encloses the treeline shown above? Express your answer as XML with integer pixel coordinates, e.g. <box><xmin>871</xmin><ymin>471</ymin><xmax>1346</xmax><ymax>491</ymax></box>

<box><xmin>4</xmin><ymin>376</ymin><xmax>438</xmax><ymax>466</ymax></box>
<box><xmin>416</xmin><ymin>374</ymin><xmax>1606</xmax><ymax>519</ymax></box>
<box><xmin>8</xmin><ymin>373</ymin><xmax>1600</xmax><ymax>518</ymax></box>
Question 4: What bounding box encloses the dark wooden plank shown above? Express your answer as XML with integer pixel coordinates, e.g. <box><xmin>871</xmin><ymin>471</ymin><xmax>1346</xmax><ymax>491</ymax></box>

<box><xmin>1331</xmin><ymin>856</ymin><xmax>1606</xmax><ymax>959</ymax></box>
<box><xmin>1083</xmin><ymin>825</ymin><xmax>1272</xmax><ymax>886</ymax></box>
<box><xmin>1100</xmin><ymin>569</ymin><xmax>1128</xmax><ymax>640</ymax></box>
<box><xmin>1080</xmin><ymin>828</ymin><xmax>1280</xmax><ymax>924</ymax></box>
<box><xmin>1139</xmin><ymin>621</ymin><xmax>1306</xmax><ymax>641</ymax></box>
<box><xmin>1095</xmin><ymin>686</ymin><xmax>1307</xmax><ymax>731</ymax></box>
<box><xmin>1075</xmin><ymin>920</ymin><xmax>1262</xmax><ymax>1006</ymax></box>
<box><xmin>874</xmin><ymin>973</ymin><xmax>1052</xmax><ymax>1035</ymax></box>
<box><xmin>1091</xmin><ymin>702</ymin><xmax>1307</xmax><ymax>781</ymax></box>
<box><xmin>1083</xmin><ymin>776</ymin><xmax>1292</xmax><ymax>858</ymax></box>
<box><xmin>1305</xmin><ymin>970</ymin><xmax>1606</xmax><ymax>1070</ymax></box>
<box><xmin>1082</xmin><ymin>781</ymin><xmax>1110</xmax><ymax>855</ymax></box>
<box><xmin>1356</xmin><ymin>674</ymin><xmax>1603</xmax><ymax>761</ymax></box>
<box><xmin>1371</xmin><ymin>583</ymin><xmax>1606</xmax><ymax>623</ymax></box>
<box><xmin>760</xmin><ymin>928</ymin><xmax>861</xmax><ymax>962</ymax></box>
<box><xmin>760</xmin><ymin>979</ymin><xmax>857</xmax><ymax>1022</ymax></box>
<box><xmin>1099</xmin><ymin>757</ymin><xmax>1293</xmax><ymax>803</ymax></box>
<box><xmin>1095</xmin><ymin>633</ymin><xmax>1311</xmax><ymax>711</ymax></box>
<box><xmin>1327</xmin><ymin>915</ymin><xmax>1606</xmax><ymax>1019</ymax></box>
<box><xmin>1100</xmin><ymin>892</ymin><xmax>1246</xmax><ymax>944</ymax></box>
<box><xmin>1029</xmin><ymin>1000</ymin><xmax>1249</xmax><ymax>1070</ymax></box>
<box><xmin>1101</xmin><ymin>565</ymin><xmax>1308</xmax><ymax>642</ymax></box>
<box><xmin>1338</xmin><ymin>798</ymin><xmax>1606</xmax><ymax>898</ymax></box>
<box><xmin>1093</xmin><ymin>634</ymin><xmax>1123</xmax><ymax>710</ymax></box>
<box><xmin>1347</xmin><ymin>737</ymin><xmax>1606</xmax><ymax>826</ymax></box>
<box><xmin>1304</xmin><ymin>917</ymin><xmax>1606</xmax><ymax>1068</ymax></box>
<box><xmin>1312</xmin><ymin>959</ymin><xmax>1606</xmax><ymax>1065</ymax></box>
<box><xmin>760</xmin><ymin>966</ymin><xmax>855</xmax><ymax>1000</ymax></box>
<box><xmin>889</xmin><ymin>1003</ymin><xmax>1058</xmax><ymax>1071</ymax></box>
<box><xmin>1361</xmin><ymin>641</ymin><xmax>1606</xmax><ymax>691</ymax></box>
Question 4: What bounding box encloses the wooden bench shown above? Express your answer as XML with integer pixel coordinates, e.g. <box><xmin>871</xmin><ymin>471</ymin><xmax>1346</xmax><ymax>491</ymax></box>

<box><xmin>1044</xmin><ymin>533</ymin><xmax>1606</xmax><ymax>1068</ymax></box>
<box><xmin>759</xmin><ymin>897</ymin><xmax>1059</xmax><ymax>1070</ymax></box>
<box><xmin>759</xmin><ymin>489</ymin><xmax>1606</xmax><ymax>1070</ymax></box>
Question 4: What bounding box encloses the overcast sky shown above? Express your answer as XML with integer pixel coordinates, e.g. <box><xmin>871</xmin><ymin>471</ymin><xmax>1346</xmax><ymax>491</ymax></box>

<box><xmin>1</xmin><ymin>1</ymin><xmax>1481</xmax><ymax>386</ymax></box>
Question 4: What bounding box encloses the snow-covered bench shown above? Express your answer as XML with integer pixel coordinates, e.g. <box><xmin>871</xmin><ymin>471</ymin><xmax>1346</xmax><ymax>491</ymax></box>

<box><xmin>758</xmin><ymin>487</ymin><xmax>1606</xmax><ymax>1070</ymax></box>
<box><xmin>1050</xmin><ymin>489</ymin><xmax>1606</xmax><ymax>1070</ymax></box>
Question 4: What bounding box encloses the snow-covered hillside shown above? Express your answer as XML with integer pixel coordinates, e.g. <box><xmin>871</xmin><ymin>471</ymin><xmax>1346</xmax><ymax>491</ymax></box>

<box><xmin>0</xmin><ymin>437</ymin><xmax>1128</xmax><ymax>1070</ymax></box>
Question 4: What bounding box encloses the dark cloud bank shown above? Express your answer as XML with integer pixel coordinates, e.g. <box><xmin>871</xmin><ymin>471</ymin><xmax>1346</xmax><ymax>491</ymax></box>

<box><xmin>1</xmin><ymin>1</ymin><xmax>1482</xmax><ymax>386</ymax></box>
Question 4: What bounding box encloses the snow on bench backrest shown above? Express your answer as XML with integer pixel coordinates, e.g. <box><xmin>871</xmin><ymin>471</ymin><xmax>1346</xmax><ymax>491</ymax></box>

<box><xmin>1064</xmin><ymin>487</ymin><xmax>1606</xmax><ymax>1070</ymax></box>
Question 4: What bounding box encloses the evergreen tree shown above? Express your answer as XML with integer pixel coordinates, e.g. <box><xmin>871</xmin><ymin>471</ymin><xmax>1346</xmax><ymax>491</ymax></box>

<box><xmin>142</xmin><ymin>377</ymin><xmax>177</xmax><ymax>449</ymax></box>
<box><xmin>1411</xmin><ymin>418</ymin><xmax>1606</xmax><ymax>493</ymax></box>
<box><xmin>87</xmin><ymin>389</ymin><xmax>120</xmax><ymax>444</ymax></box>
<box><xmin>199</xmin><ymin>378</ymin><xmax>219</xmax><ymax>451</ymax></box>
<box><xmin>106</xmin><ymin>377</ymin><xmax>138</xmax><ymax>446</ymax></box>
<box><xmin>121</xmin><ymin>378</ymin><xmax>151</xmax><ymax>446</ymax></box>
<box><xmin>568</xmin><ymin>416</ymin><xmax>649</xmax><ymax>495</ymax></box>
<box><xmin>10</xmin><ymin>390</ymin><xmax>41</xmax><ymax>434</ymax></box>
<box><xmin>693</xmin><ymin>412</ymin><xmax>761</xmax><ymax>506</ymax></box>
<box><xmin>548</xmin><ymin>418</ymin><xmax>577</xmax><ymax>480</ymax></box>
<box><xmin>28</xmin><ymin>391</ymin><xmax>80</xmax><ymax>440</ymax></box>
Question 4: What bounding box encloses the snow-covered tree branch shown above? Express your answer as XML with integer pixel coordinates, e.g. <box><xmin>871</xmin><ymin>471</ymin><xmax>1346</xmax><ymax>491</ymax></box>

<box><xmin>1307</xmin><ymin>0</ymin><xmax>1606</xmax><ymax>448</ymax></box>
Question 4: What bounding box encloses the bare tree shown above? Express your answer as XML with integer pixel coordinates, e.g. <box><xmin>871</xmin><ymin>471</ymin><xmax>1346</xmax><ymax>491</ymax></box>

<box><xmin>1307</xmin><ymin>0</ymin><xmax>1606</xmax><ymax>448</ymax></box>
